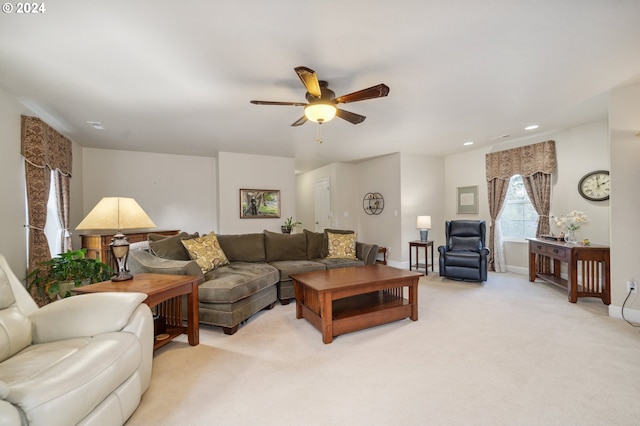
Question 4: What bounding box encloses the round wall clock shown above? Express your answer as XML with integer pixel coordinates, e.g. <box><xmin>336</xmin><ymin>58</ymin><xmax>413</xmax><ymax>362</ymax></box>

<box><xmin>578</xmin><ymin>170</ymin><xmax>610</xmax><ymax>201</ymax></box>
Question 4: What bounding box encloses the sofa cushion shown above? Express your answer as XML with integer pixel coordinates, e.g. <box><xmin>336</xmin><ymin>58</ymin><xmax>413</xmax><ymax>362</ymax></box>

<box><xmin>449</xmin><ymin>236</ymin><xmax>481</xmax><ymax>252</ymax></box>
<box><xmin>217</xmin><ymin>233</ymin><xmax>266</xmax><ymax>263</ymax></box>
<box><xmin>182</xmin><ymin>232</ymin><xmax>230</xmax><ymax>273</ymax></box>
<box><xmin>0</xmin><ymin>267</ymin><xmax>32</xmax><ymax>363</ymax></box>
<box><xmin>316</xmin><ymin>258</ymin><xmax>365</xmax><ymax>270</ymax></box>
<box><xmin>198</xmin><ymin>262</ymin><xmax>279</xmax><ymax>304</ymax></box>
<box><xmin>264</xmin><ymin>230</ymin><xmax>307</xmax><ymax>262</ymax></box>
<box><xmin>149</xmin><ymin>232</ymin><xmax>199</xmax><ymax>260</ymax></box>
<box><xmin>304</xmin><ymin>229</ymin><xmax>325</xmax><ymax>259</ymax></box>
<box><xmin>269</xmin><ymin>260</ymin><xmax>326</xmax><ymax>281</ymax></box>
<box><xmin>326</xmin><ymin>231</ymin><xmax>357</xmax><ymax>259</ymax></box>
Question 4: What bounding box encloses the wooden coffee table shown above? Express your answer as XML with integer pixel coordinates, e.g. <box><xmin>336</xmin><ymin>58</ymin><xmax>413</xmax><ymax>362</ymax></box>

<box><xmin>291</xmin><ymin>265</ymin><xmax>422</xmax><ymax>344</ymax></box>
<box><xmin>73</xmin><ymin>273</ymin><xmax>200</xmax><ymax>350</ymax></box>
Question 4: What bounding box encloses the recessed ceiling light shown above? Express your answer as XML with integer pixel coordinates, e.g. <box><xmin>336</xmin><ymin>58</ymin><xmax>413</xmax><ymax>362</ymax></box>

<box><xmin>463</xmin><ymin>141</ymin><xmax>474</xmax><ymax>146</ymax></box>
<box><xmin>86</xmin><ymin>121</ymin><xmax>104</xmax><ymax>130</ymax></box>
<box><xmin>525</xmin><ymin>125</ymin><xmax>539</xmax><ymax>130</ymax></box>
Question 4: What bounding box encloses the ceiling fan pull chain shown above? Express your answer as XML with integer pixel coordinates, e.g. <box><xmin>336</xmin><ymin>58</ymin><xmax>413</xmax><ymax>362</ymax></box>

<box><xmin>316</xmin><ymin>123</ymin><xmax>323</xmax><ymax>144</ymax></box>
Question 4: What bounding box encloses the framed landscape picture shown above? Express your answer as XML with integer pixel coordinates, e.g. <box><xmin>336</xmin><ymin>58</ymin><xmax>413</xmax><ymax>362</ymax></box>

<box><xmin>457</xmin><ymin>185</ymin><xmax>478</xmax><ymax>214</ymax></box>
<box><xmin>240</xmin><ymin>189</ymin><xmax>281</xmax><ymax>218</ymax></box>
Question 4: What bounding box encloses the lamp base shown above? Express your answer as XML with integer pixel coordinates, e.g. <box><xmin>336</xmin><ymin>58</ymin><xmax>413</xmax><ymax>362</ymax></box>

<box><xmin>420</xmin><ymin>229</ymin><xmax>429</xmax><ymax>242</ymax></box>
<box><xmin>111</xmin><ymin>270</ymin><xmax>133</xmax><ymax>282</ymax></box>
<box><xmin>110</xmin><ymin>232</ymin><xmax>133</xmax><ymax>282</ymax></box>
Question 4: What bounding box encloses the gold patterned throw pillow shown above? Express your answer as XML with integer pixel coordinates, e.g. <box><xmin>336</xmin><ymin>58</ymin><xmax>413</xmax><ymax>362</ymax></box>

<box><xmin>181</xmin><ymin>232</ymin><xmax>229</xmax><ymax>273</ymax></box>
<box><xmin>326</xmin><ymin>232</ymin><xmax>357</xmax><ymax>259</ymax></box>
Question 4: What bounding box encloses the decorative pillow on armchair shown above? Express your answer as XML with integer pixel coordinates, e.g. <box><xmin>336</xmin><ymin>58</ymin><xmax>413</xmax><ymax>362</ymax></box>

<box><xmin>181</xmin><ymin>232</ymin><xmax>229</xmax><ymax>273</ymax></box>
<box><xmin>326</xmin><ymin>232</ymin><xmax>357</xmax><ymax>259</ymax></box>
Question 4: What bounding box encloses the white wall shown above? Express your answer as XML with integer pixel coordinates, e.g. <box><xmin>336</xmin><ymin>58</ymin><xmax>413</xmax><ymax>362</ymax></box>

<box><xmin>217</xmin><ymin>152</ymin><xmax>295</xmax><ymax>234</ymax></box>
<box><xmin>0</xmin><ymin>87</ymin><xmax>28</xmax><ymax>277</ymax></box>
<box><xmin>444</xmin><ymin>121</ymin><xmax>611</xmax><ymax>274</ymax></box>
<box><xmin>356</xmin><ymin>154</ymin><xmax>402</xmax><ymax>262</ymax></box>
<box><xmin>296</xmin><ymin>162</ymin><xmax>360</xmax><ymax>234</ymax></box>
<box><xmin>296</xmin><ymin>152</ymin><xmax>446</xmax><ymax>268</ymax></box>
<box><xmin>81</xmin><ymin>148</ymin><xmax>216</xmax><ymax>238</ymax></box>
<box><xmin>399</xmin><ymin>153</ymin><xmax>446</xmax><ymax>265</ymax></box>
<box><xmin>609</xmin><ymin>81</ymin><xmax>640</xmax><ymax>320</ymax></box>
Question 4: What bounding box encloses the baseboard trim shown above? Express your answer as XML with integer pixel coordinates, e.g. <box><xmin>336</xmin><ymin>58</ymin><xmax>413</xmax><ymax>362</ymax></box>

<box><xmin>609</xmin><ymin>304</ymin><xmax>640</xmax><ymax>324</ymax></box>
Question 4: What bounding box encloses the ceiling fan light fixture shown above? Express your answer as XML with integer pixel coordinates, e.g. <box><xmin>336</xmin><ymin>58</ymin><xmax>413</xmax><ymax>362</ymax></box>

<box><xmin>304</xmin><ymin>102</ymin><xmax>337</xmax><ymax>123</ymax></box>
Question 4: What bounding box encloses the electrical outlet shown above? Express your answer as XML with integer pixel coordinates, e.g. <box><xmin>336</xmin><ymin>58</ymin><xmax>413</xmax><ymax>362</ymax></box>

<box><xmin>627</xmin><ymin>280</ymin><xmax>637</xmax><ymax>293</ymax></box>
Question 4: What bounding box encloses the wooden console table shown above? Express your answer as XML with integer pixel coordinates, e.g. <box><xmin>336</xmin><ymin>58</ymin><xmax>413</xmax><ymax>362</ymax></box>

<box><xmin>81</xmin><ymin>229</ymin><xmax>179</xmax><ymax>269</ymax></box>
<box><xmin>527</xmin><ymin>238</ymin><xmax>610</xmax><ymax>305</ymax></box>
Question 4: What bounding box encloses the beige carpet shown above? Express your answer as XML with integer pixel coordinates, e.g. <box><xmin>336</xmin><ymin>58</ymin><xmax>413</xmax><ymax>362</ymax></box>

<box><xmin>127</xmin><ymin>271</ymin><xmax>640</xmax><ymax>426</ymax></box>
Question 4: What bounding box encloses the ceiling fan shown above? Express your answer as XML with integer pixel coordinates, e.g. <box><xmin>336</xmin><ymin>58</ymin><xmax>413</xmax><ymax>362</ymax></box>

<box><xmin>250</xmin><ymin>66</ymin><xmax>390</xmax><ymax>126</ymax></box>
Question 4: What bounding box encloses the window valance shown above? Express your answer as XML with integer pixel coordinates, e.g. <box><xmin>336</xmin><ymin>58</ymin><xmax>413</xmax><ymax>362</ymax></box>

<box><xmin>21</xmin><ymin>115</ymin><xmax>72</xmax><ymax>176</ymax></box>
<box><xmin>485</xmin><ymin>140</ymin><xmax>556</xmax><ymax>181</ymax></box>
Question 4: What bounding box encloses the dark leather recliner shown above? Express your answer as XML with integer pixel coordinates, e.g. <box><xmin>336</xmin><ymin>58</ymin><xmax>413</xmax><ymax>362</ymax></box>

<box><xmin>438</xmin><ymin>220</ymin><xmax>490</xmax><ymax>281</ymax></box>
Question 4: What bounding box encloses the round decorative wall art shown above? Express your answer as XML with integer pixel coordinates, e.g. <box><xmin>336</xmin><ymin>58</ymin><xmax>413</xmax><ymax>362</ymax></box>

<box><xmin>363</xmin><ymin>192</ymin><xmax>384</xmax><ymax>215</ymax></box>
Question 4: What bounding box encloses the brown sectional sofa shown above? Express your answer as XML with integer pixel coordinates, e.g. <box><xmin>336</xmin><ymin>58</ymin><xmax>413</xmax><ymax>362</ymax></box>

<box><xmin>128</xmin><ymin>229</ymin><xmax>378</xmax><ymax>335</ymax></box>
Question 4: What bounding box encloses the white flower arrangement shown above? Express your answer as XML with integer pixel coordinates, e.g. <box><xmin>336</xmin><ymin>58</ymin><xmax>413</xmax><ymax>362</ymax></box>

<box><xmin>554</xmin><ymin>210</ymin><xmax>588</xmax><ymax>232</ymax></box>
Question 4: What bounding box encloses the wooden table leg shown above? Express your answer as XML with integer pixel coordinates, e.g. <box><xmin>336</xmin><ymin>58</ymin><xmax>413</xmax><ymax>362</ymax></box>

<box><xmin>293</xmin><ymin>279</ymin><xmax>303</xmax><ymax>319</ymax></box>
<box><xmin>568</xmin><ymin>259</ymin><xmax>578</xmax><ymax>303</ymax></box>
<box><xmin>186</xmin><ymin>282</ymin><xmax>199</xmax><ymax>345</ymax></box>
<box><xmin>320</xmin><ymin>292</ymin><xmax>333</xmax><ymax>344</ymax></box>
<box><xmin>409</xmin><ymin>244</ymin><xmax>413</xmax><ymax>272</ymax></box>
<box><xmin>409</xmin><ymin>280</ymin><xmax>418</xmax><ymax>321</ymax></box>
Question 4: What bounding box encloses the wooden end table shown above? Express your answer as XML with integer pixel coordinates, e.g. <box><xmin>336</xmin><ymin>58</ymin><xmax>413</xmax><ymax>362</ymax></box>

<box><xmin>409</xmin><ymin>240</ymin><xmax>434</xmax><ymax>275</ymax></box>
<box><xmin>73</xmin><ymin>273</ymin><xmax>200</xmax><ymax>350</ymax></box>
<box><xmin>291</xmin><ymin>265</ymin><xmax>422</xmax><ymax>344</ymax></box>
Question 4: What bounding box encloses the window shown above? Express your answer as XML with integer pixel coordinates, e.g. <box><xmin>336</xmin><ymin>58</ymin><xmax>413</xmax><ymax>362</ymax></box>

<box><xmin>43</xmin><ymin>170</ymin><xmax>62</xmax><ymax>256</ymax></box>
<box><xmin>500</xmin><ymin>175</ymin><xmax>538</xmax><ymax>239</ymax></box>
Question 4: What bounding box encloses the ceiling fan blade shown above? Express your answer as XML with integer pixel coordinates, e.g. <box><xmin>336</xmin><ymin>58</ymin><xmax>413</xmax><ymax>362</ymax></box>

<box><xmin>291</xmin><ymin>116</ymin><xmax>308</xmax><ymax>127</ymax></box>
<box><xmin>336</xmin><ymin>108</ymin><xmax>366</xmax><ymax>125</ymax></box>
<box><xmin>294</xmin><ymin>66</ymin><xmax>322</xmax><ymax>98</ymax></box>
<box><xmin>334</xmin><ymin>84</ymin><xmax>390</xmax><ymax>104</ymax></box>
<box><xmin>250</xmin><ymin>100</ymin><xmax>307</xmax><ymax>106</ymax></box>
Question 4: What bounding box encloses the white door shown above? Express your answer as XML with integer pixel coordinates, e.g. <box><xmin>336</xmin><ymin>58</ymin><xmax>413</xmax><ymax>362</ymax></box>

<box><xmin>314</xmin><ymin>178</ymin><xmax>331</xmax><ymax>232</ymax></box>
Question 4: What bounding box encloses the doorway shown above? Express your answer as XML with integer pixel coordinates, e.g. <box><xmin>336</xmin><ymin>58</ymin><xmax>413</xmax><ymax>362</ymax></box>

<box><xmin>314</xmin><ymin>178</ymin><xmax>331</xmax><ymax>232</ymax></box>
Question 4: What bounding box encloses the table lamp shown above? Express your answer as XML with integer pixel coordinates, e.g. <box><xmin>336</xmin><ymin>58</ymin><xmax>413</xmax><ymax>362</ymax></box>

<box><xmin>416</xmin><ymin>215</ymin><xmax>431</xmax><ymax>242</ymax></box>
<box><xmin>77</xmin><ymin>197</ymin><xmax>156</xmax><ymax>281</ymax></box>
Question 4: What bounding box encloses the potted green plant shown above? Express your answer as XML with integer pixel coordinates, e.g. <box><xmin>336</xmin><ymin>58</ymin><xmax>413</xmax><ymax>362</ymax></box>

<box><xmin>281</xmin><ymin>217</ymin><xmax>302</xmax><ymax>234</ymax></box>
<box><xmin>27</xmin><ymin>248</ymin><xmax>113</xmax><ymax>299</ymax></box>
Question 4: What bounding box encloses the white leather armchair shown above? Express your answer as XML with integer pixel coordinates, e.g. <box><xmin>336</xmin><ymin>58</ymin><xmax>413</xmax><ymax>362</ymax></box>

<box><xmin>0</xmin><ymin>255</ymin><xmax>153</xmax><ymax>426</ymax></box>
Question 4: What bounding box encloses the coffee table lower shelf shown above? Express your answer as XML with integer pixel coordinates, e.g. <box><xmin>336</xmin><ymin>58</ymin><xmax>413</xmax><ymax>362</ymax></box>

<box><xmin>299</xmin><ymin>290</ymin><xmax>413</xmax><ymax>341</ymax></box>
<box><xmin>293</xmin><ymin>265</ymin><xmax>421</xmax><ymax>343</ymax></box>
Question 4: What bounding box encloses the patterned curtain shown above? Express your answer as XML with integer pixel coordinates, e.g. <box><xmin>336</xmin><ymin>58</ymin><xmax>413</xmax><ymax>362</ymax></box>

<box><xmin>485</xmin><ymin>140</ymin><xmax>556</xmax><ymax>272</ymax></box>
<box><xmin>21</xmin><ymin>116</ymin><xmax>73</xmax><ymax>277</ymax></box>
<box><xmin>487</xmin><ymin>178</ymin><xmax>510</xmax><ymax>272</ymax></box>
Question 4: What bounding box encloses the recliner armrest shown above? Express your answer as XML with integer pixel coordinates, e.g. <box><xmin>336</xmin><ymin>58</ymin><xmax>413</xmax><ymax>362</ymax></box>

<box><xmin>356</xmin><ymin>242</ymin><xmax>379</xmax><ymax>265</ymax></box>
<box><xmin>128</xmin><ymin>249</ymin><xmax>204</xmax><ymax>280</ymax></box>
<box><xmin>29</xmin><ymin>292</ymin><xmax>148</xmax><ymax>343</ymax></box>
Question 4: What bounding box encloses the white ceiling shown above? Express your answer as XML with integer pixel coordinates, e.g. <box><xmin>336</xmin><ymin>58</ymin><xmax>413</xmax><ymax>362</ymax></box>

<box><xmin>1</xmin><ymin>1</ymin><xmax>639</xmax><ymax>173</ymax></box>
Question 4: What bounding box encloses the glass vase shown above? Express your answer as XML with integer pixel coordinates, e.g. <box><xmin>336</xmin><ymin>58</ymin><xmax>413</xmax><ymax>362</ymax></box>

<box><xmin>564</xmin><ymin>230</ymin><xmax>577</xmax><ymax>243</ymax></box>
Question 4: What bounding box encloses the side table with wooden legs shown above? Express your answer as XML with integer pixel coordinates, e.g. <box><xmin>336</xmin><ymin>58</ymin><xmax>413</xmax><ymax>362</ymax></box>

<box><xmin>73</xmin><ymin>273</ymin><xmax>200</xmax><ymax>350</ymax></box>
<box><xmin>409</xmin><ymin>240</ymin><xmax>434</xmax><ymax>275</ymax></box>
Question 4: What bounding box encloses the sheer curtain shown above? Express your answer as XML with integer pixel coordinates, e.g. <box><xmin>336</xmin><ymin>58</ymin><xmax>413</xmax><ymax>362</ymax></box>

<box><xmin>21</xmin><ymin>116</ymin><xmax>73</xmax><ymax>276</ymax></box>
<box><xmin>485</xmin><ymin>140</ymin><xmax>556</xmax><ymax>272</ymax></box>
<box><xmin>53</xmin><ymin>171</ymin><xmax>72</xmax><ymax>253</ymax></box>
